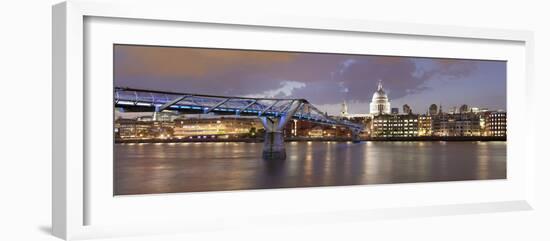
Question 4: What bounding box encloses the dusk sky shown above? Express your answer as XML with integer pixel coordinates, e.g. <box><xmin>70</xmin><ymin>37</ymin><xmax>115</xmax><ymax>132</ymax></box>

<box><xmin>114</xmin><ymin>45</ymin><xmax>506</xmax><ymax>115</ymax></box>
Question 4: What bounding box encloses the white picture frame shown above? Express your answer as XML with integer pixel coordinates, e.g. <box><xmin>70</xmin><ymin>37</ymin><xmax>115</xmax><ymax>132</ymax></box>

<box><xmin>52</xmin><ymin>0</ymin><xmax>535</xmax><ymax>240</ymax></box>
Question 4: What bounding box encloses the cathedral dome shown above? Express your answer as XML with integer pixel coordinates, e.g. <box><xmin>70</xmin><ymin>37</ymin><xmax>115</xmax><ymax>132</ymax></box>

<box><xmin>372</xmin><ymin>88</ymin><xmax>388</xmax><ymax>102</ymax></box>
<box><xmin>370</xmin><ymin>80</ymin><xmax>391</xmax><ymax>114</ymax></box>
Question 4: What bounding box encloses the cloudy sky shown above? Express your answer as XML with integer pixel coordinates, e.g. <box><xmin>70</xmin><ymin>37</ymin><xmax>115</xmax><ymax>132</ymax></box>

<box><xmin>114</xmin><ymin>44</ymin><xmax>506</xmax><ymax>115</ymax></box>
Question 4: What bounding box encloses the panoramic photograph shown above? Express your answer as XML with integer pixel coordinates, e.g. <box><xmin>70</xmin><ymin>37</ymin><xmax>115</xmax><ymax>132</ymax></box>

<box><xmin>113</xmin><ymin>44</ymin><xmax>507</xmax><ymax>195</ymax></box>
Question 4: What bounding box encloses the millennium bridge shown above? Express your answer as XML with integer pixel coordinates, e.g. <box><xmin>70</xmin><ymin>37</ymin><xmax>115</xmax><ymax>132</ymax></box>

<box><xmin>114</xmin><ymin>87</ymin><xmax>364</xmax><ymax>161</ymax></box>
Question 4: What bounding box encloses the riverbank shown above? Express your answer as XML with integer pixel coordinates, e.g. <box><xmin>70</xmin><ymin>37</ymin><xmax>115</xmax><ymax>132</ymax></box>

<box><xmin>115</xmin><ymin>136</ymin><xmax>506</xmax><ymax>144</ymax></box>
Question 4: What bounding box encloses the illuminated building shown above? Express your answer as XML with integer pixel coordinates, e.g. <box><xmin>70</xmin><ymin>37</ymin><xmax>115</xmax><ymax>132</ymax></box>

<box><xmin>173</xmin><ymin>117</ymin><xmax>262</xmax><ymax>138</ymax></box>
<box><xmin>371</xmin><ymin>114</ymin><xmax>418</xmax><ymax>137</ymax></box>
<box><xmin>342</xmin><ymin>115</ymin><xmax>370</xmax><ymax>137</ymax></box>
<box><xmin>114</xmin><ymin>117</ymin><xmax>175</xmax><ymax>139</ymax></box>
<box><xmin>286</xmin><ymin>119</ymin><xmax>351</xmax><ymax>138</ymax></box>
<box><xmin>369</xmin><ymin>80</ymin><xmax>391</xmax><ymax>115</ymax></box>
<box><xmin>487</xmin><ymin>111</ymin><xmax>507</xmax><ymax>136</ymax></box>
<box><xmin>138</xmin><ymin>112</ymin><xmax>179</xmax><ymax>122</ymax></box>
<box><xmin>307</xmin><ymin>127</ymin><xmax>324</xmax><ymax>137</ymax></box>
<box><xmin>286</xmin><ymin>119</ymin><xmax>314</xmax><ymax>137</ymax></box>
<box><xmin>115</xmin><ymin>118</ymin><xmax>153</xmax><ymax>138</ymax></box>
<box><xmin>432</xmin><ymin>113</ymin><xmax>481</xmax><ymax>136</ymax></box>
<box><xmin>418</xmin><ymin>115</ymin><xmax>432</xmax><ymax>136</ymax></box>
<box><xmin>291</xmin><ymin>119</ymin><xmax>298</xmax><ymax>137</ymax></box>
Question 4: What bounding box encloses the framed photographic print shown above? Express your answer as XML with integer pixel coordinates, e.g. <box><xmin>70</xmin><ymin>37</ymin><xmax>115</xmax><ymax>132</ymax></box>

<box><xmin>53</xmin><ymin>0</ymin><xmax>535</xmax><ymax>240</ymax></box>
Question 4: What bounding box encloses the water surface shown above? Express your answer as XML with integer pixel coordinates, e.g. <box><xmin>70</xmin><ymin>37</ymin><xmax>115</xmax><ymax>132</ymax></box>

<box><xmin>114</xmin><ymin>141</ymin><xmax>506</xmax><ymax>195</ymax></box>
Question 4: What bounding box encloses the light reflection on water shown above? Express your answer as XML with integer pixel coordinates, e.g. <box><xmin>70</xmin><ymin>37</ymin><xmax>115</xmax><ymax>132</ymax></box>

<box><xmin>114</xmin><ymin>141</ymin><xmax>506</xmax><ymax>195</ymax></box>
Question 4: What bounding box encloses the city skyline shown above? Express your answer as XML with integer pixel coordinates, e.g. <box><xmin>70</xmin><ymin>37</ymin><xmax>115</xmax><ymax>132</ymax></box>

<box><xmin>113</xmin><ymin>44</ymin><xmax>507</xmax><ymax>195</ymax></box>
<box><xmin>114</xmin><ymin>44</ymin><xmax>506</xmax><ymax>116</ymax></box>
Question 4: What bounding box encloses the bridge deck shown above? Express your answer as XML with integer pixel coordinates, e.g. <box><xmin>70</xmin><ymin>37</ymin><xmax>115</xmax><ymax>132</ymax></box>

<box><xmin>114</xmin><ymin>87</ymin><xmax>364</xmax><ymax>131</ymax></box>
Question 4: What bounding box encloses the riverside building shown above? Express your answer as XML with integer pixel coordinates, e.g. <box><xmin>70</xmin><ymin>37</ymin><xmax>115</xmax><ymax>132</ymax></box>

<box><xmin>371</xmin><ymin>114</ymin><xmax>419</xmax><ymax>137</ymax></box>
<box><xmin>487</xmin><ymin>111</ymin><xmax>507</xmax><ymax>136</ymax></box>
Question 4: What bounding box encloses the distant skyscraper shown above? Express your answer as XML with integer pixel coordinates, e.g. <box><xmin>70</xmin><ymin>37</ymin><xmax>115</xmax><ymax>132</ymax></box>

<box><xmin>459</xmin><ymin>104</ymin><xmax>469</xmax><ymax>113</ymax></box>
<box><xmin>403</xmin><ymin>104</ymin><xmax>412</xmax><ymax>114</ymax></box>
<box><xmin>429</xmin><ymin>104</ymin><xmax>438</xmax><ymax>115</ymax></box>
<box><xmin>369</xmin><ymin>80</ymin><xmax>391</xmax><ymax>115</ymax></box>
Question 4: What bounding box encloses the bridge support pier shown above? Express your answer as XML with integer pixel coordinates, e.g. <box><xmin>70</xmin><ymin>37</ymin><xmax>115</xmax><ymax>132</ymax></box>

<box><xmin>259</xmin><ymin>101</ymin><xmax>302</xmax><ymax>161</ymax></box>
<box><xmin>262</xmin><ymin>131</ymin><xmax>286</xmax><ymax>160</ymax></box>
<box><xmin>260</xmin><ymin>117</ymin><xmax>288</xmax><ymax>161</ymax></box>
<box><xmin>352</xmin><ymin>129</ymin><xmax>361</xmax><ymax>143</ymax></box>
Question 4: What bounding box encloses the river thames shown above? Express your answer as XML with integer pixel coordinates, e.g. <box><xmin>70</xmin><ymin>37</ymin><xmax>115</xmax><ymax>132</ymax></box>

<box><xmin>114</xmin><ymin>141</ymin><xmax>506</xmax><ymax>195</ymax></box>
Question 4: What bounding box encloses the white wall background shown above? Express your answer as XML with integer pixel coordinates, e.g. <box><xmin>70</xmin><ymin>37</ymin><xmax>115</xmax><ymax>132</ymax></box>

<box><xmin>0</xmin><ymin>0</ymin><xmax>548</xmax><ymax>240</ymax></box>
